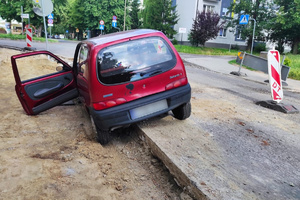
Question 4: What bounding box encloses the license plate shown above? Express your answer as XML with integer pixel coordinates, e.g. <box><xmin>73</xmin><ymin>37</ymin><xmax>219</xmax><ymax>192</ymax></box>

<box><xmin>130</xmin><ymin>99</ymin><xmax>168</xmax><ymax>120</ymax></box>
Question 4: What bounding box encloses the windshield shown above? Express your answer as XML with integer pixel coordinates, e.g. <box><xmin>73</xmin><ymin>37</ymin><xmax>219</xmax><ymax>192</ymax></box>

<box><xmin>97</xmin><ymin>37</ymin><xmax>176</xmax><ymax>84</ymax></box>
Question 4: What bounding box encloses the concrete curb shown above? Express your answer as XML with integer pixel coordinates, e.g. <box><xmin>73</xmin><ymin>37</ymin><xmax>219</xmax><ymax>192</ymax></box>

<box><xmin>0</xmin><ymin>44</ymin><xmax>26</xmax><ymax>51</ymax></box>
<box><xmin>137</xmin><ymin>125</ymin><xmax>208</xmax><ymax>200</ymax></box>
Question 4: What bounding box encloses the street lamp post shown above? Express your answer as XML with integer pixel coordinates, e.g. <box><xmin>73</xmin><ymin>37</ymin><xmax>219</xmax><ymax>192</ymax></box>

<box><xmin>250</xmin><ymin>18</ymin><xmax>256</xmax><ymax>55</ymax></box>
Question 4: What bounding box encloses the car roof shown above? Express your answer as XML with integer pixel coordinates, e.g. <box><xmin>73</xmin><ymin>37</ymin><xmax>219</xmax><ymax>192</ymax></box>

<box><xmin>85</xmin><ymin>29</ymin><xmax>162</xmax><ymax>46</ymax></box>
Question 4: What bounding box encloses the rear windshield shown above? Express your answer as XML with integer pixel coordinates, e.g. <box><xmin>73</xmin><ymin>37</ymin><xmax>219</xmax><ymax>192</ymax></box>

<box><xmin>97</xmin><ymin>37</ymin><xmax>176</xmax><ymax>84</ymax></box>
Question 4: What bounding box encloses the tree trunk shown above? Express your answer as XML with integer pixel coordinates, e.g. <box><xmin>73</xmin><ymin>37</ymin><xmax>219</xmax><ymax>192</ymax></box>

<box><xmin>292</xmin><ymin>38</ymin><xmax>299</xmax><ymax>54</ymax></box>
<box><xmin>247</xmin><ymin>36</ymin><xmax>252</xmax><ymax>51</ymax></box>
<box><xmin>38</xmin><ymin>26</ymin><xmax>43</xmax><ymax>37</ymax></box>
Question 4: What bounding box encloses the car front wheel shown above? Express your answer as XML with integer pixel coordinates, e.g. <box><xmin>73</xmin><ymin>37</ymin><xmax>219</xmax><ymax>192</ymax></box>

<box><xmin>172</xmin><ymin>102</ymin><xmax>191</xmax><ymax>120</ymax></box>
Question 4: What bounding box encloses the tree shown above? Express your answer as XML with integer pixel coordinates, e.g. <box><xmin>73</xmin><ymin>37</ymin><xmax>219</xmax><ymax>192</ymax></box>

<box><xmin>269</xmin><ymin>0</ymin><xmax>300</xmax><ymax>54</ymax></box>
<box><xmin>0</xmin><ymin>0</ymin><xmax>69</xmax><ymax>36</ymax></box>
<box><xmin>189</xmin><ymin>11</ymin><xmax>223</xmax><ymax>46</ymax></box>
<box><xmin>50</xmin><ymin>0</ymin><xmax>69</xmax><ymax>34</ymax></box>
<box><xmin>142</xmin><ymin>0</ymin><xmax>179</xmax><ymax>39</ymax></box>
<box><xmin>68</xmin><ymin>0</ymin><xmax>126</xmax><ymax>37</ymax></box>
<box><xmin>0</xmin><ymin>0</ymin><xmax>43</xmax><ymax>29</ymax></box>
<box><xmin>128</xmin><ymin>0</ymin><xmax>140</xmax><ymax>29</ymax></box>
<box><xmin>228</xmin><ymin>0</ymin><xmax>272</xmax><ymax>50</ymax></box>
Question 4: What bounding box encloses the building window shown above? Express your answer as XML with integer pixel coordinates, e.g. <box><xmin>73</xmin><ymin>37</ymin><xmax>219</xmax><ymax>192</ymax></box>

<box><xmin>219</xmin><ymin>28</ymin><xmax>227</xmax><ymax>37</ymax></box>
<box><xmin>221</xmin><ymin>8</ymin><xmax>231</xmax><ymax>18</ymax></box>
<box><xmin>221</xmin><ymin>8</ymin><xmax>228</xmax><ymax>16</ymax></box>
<box><xmin>203</xmin><ymin>5</ymin><xmax>215</xmax><ymax>13</ymax></box>
<box><xmin>236</xmin><ymin>29</ymin><xmax>242</xmax><ymax>40</ymax></box>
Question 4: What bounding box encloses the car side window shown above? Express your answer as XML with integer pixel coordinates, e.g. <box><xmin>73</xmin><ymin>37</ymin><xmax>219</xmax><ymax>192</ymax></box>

<box><xmin>15</xmin><ymin>54</ymin><xmax>69</xmax><ymax>82</ymax></box>
<box><xmin>77</xmin><ymin>44</ymin><xmax>89</xmax><ymax>78</ymax></box>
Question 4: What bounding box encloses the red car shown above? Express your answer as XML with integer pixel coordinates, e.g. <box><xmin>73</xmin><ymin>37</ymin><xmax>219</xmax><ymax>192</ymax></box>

<box><xmin>11</xmin><ymin>29</ymin><xmax>191</xmax><ymax>144</ymax></box>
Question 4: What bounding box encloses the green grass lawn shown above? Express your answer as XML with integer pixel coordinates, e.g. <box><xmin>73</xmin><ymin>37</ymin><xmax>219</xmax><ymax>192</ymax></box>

<box><xmin>174</xmin><ymin>44</ymin><xmax>300</xmax><ymax>81</ymax></box>
<box><xmin>0</xmin><ymin>33</ymin><xmax>58</xmax><ymax>43</ymax></box>
<box><xmin>174</xmin><ymin>44</ymin><xmax>240</xmax><ymax>56</ymax></box>
<box><xmin>285</xmin><ymin>54</ymin><xmax>300</xmax><ymax>80</ymax></box>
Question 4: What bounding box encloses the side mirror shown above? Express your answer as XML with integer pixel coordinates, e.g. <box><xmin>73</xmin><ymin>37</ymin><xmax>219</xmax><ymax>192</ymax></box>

<box><xmin>56</xmin><ymin>66</ymin><xmax>63</xmax><ymax>71</ymax></box>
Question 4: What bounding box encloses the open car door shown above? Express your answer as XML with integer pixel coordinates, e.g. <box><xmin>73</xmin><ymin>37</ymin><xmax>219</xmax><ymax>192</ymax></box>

<box><xmin>11</xmin><ymin>51</ymin><xmax>78</xmax><ymax>115</ymax></box>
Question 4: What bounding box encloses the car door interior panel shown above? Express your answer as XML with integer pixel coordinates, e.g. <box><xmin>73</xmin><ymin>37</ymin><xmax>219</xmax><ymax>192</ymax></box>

<box><xmin>24</xmin><ymin>73</ymin><xmax>74</xmax><ymax>100</ymax></box>
<box><xmin>32</xmin><ymin>88</ymin><xmax>78</xmax><ymax>114</ymax></box>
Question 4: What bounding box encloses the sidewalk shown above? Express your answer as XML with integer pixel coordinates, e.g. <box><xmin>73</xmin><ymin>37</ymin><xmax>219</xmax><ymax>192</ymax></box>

<box><xmin>179</xmin><ymin>53</ymin><xmax>300</xmax><ymax>93</ymax></box>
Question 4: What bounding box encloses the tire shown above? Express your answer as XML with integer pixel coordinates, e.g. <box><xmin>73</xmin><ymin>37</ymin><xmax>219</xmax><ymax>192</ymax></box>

<box><xmin>90</xmin><ymin>115</ymin><xmax>112</xmax><ymax>145</ymax></box>
<box><xmin>172</xmin><ymin>102</ymin><xmax>191</xmax><ymax>120</ymax></box>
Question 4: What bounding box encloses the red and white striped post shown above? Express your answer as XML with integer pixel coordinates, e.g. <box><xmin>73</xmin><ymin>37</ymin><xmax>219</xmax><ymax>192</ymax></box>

<box><xmin>26</xmin><ymin>28</ymin><xmax>32</xmax><ymax>47</ymax></box>
<box><xmin>256</xmin><ymin>49</ymin><xmax>299</xmax><ymax>113</ymax></box>
<box><xmin>268</xmin><ymin>50</ymin><xmax>283</xmax><ymax>103</ymax></box>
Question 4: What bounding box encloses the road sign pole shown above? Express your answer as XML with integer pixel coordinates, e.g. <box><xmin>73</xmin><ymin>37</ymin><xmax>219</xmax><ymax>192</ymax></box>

<box><xmin>21</xmin><ymin>6</ymin><xmax>24</xmax><ymax>35</ymax></box>
<box><xmin>250</xmin><ymin>18</ymin><xmax>256</xmax><ymax>55</ymax></box>
<box><xmin>41</xmin><ymin>0</ymin><xmax>49</xmax><ymax>51</ymax></box>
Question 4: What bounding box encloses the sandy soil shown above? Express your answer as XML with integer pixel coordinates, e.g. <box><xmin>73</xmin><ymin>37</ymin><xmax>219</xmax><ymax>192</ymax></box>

<box><xmin>0</xmin><ymin>48</ymin><xmax>192</xmax><ymax>200</ymax></box>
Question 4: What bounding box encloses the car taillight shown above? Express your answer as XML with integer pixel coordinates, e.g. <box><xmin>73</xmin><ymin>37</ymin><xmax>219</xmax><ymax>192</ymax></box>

<box><xmin>93</xmin><ymin>98</ymin><xmax>127</xmax><ymax>110</ymax></box>
<box><xmin>165</xmin><ymin>77</ymin><xmax>188</xmax><ymax>91</ymax></box>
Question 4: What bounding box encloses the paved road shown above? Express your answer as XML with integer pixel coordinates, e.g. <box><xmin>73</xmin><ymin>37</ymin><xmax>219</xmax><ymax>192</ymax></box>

<box><xmin>0</xmin><ymin>39</ymin><xmax>78</xmax><ymax>58</ymax></box>
<box><xmin>140</xmin><ymin>63</ymin><xmax>300</xmax><ymax>199</ymax></box>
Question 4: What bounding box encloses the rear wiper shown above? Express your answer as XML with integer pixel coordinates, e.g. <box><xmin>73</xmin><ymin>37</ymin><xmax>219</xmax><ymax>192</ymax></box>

<box><xmin>140</xmin><ymin>70</ymin><xmax>163</xmax><ymax>77</ymax></box>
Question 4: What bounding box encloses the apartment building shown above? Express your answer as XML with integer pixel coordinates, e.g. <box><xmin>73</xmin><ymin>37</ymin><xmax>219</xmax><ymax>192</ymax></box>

<box><xmin>173</xmin><ymin>0</ymin><xmax>247</xmax><ymax>50</ymax></box>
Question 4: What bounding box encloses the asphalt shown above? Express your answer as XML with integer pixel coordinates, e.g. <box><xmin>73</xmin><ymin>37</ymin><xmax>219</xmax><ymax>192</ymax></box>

<box><xmin>138</xmin><ymin>53</ymin><xmax>300</xmax><ymax>200</ymax></box>
<box><xmin>179</xmin><ymin>53</ymin><xmax>300</xmax><ymax>94</ymax></box>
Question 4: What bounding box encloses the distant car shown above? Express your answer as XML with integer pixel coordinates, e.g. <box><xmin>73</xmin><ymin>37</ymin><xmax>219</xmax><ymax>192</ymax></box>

<box><xmin>11</xmin><ymin>29</ymin><xmax>191</xmax><ymax>144</ymax></box>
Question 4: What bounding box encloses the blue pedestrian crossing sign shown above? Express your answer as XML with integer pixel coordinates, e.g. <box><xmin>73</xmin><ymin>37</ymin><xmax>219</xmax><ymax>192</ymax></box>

<box><xmin>112</xmin><ymin>21</ymin><xmax>117</xmax><ymax>28</ymax></box>
<box><xmin>239</xmin><ymin>15</ymin><xmax>249</xmax><ymax>25</ymax></box>
<box><xmin>99</xmin><ymin>25</ymin><xmax>104</xmax><ymax>30</ymax></box>
<box><xmin>48</xmin><ymin>13</ymin><xmax>54</xmax><ymax>19</ymax></box>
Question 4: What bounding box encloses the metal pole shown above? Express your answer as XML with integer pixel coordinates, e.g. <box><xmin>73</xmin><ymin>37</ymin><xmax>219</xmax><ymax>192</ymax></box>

<box><xmin>123</xmin><ymin>0</ymin><xmax>127</xmax><ymax>31</ymax></box>
<box><xmin>238</xmin><ymin>51</ymin><xmax>246</xmax><ymax>74</ymax></box>
<box><xmin>41</xmin><ymin>0</ymin><xmax>49</xmax><ymax>50</ymax></box>
<box><xmin>21</xmin><ymin>6</ymin><xmax>23</xmax><ymax>35</ymax></box>
<box><xmin>181</xmin><ymin>33</ymin><xmax>183</xmax><ymax>45</ymax></box>
<box><xmin>250</xmin><ymin>18</ymin><xmax>256</xmax><ymax>55</ymax></box>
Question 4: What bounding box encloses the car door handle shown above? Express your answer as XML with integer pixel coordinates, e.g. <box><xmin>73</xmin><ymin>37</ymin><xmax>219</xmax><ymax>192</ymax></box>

<box><xmin>33</xmin><ymin>82</ymin><xmax>64</xmax><ymax>98</ymax></box>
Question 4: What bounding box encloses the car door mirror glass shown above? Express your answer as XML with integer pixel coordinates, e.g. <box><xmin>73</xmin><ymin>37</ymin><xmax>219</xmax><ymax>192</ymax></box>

<box><xmin>56</xmin><ymin>64</ymin><xmax>63</xmax><ymax>72</ymax></box>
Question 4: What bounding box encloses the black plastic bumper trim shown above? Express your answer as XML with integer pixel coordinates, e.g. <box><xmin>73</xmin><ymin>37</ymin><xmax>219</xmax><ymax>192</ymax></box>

<box><xmin>89</xmin><ymin>84</ymin><xmax>191</xmax><ymax>131</ymax></box>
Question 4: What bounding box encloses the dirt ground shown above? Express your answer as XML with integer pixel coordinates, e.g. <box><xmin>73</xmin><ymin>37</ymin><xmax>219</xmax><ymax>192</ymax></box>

<box><xmin>0</xmin><ymin>48</ymin><xmax>192</xmax><ymax>200</ymax></box>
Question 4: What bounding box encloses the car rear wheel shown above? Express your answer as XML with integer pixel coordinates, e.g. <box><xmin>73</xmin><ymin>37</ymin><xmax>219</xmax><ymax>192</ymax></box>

<box><xmin>90</xmin><ymin>116</ymin><xmax>112</xmax><ymax>145</ymax></box>
<box><xmin>172</xmin><ymin>102</ymin><xmax>191</xmax><ymax>120</ymax></box>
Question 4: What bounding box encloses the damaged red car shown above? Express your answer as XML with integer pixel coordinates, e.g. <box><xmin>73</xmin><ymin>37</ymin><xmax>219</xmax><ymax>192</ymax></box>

<box><xmin>11</xmin><ymin>29</ymin><xmax>191</xmax><ymax>144</ymax></box>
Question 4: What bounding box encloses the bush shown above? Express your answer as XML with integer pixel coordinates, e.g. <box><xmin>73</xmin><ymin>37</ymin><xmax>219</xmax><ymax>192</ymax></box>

<box><xmin>288</xmin><ymin>70</ymin><xmax>300</xmax><ymax>80</ymax></box>
<box><xmin>171</xmin><ymin>38</ymin><xmax>178</xmax><ymax>45</ymax></box>
<box><xmin>189</xmin><ymin>10</ymin><xmax>223</xmax><ymax>46</ymax></box>
<box><xmin>254</xmin><ymin>43</ymin><xmax>266</xmax><ymax>52</ymax></box>
<box><xmin>283</xmin><ymin>57</ymin><xmax>292</xmax><ymax>66</ymax></box>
